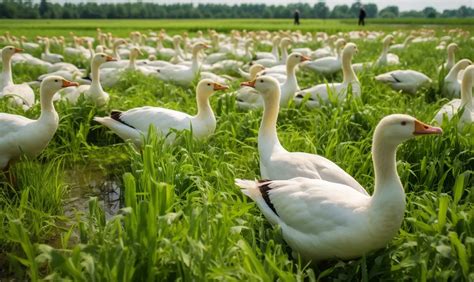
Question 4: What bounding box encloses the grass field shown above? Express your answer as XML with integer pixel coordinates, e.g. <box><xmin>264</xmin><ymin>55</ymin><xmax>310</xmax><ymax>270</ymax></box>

<box><xmin>0</xmin><ymin>19</ymin><xmax>473</xmax><ymax>280</ymax></box>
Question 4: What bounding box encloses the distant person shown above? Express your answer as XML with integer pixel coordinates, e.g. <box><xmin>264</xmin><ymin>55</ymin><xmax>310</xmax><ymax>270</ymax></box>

<box><xmin>359</xmin><ymin>7</ymin><xmax>366</xmax><ymax>26</ymax></box>
<box><xmin>294</xmin><ymin>10</ymin><xmax>300</xmax><ymax>25</ymax></box>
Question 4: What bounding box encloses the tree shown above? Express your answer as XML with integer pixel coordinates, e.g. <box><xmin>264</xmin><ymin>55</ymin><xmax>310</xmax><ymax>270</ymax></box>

<box><xmin>379</xmin><ymin>6</ymin><xmax>399</xmax><ymax>18</ymax></box>
<box><xmin>365</xmin><ymin>3</ymin><xmax>378</xmax><ymax>18</ymax></box>
<box><xmin>330</xmin><ymin>5</ymin><xmax>350</xmax><ymax>18</ymax></box>
<box><xmin>39</xmin><ymin>0</ymin><xmax>48</xmax><ymax>17</ymax></box>
<box><xmin>422</xmin><ymin>7</ymin><xmax>437</xmax><ymax>18</ymax></box>
<box><xmin>313</xmin><ymin>2</ymin><xmax>329</xmax><ymax>18</ymax></box>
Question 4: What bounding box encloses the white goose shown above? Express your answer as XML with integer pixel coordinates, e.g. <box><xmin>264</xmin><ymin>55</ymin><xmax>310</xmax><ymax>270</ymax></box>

<box><xmin>0</xmin><ymin>46</ymin><xmax>35</xmax><ymax>110</ymax></box>
<box><xmin>155</xmin><ymin>43</ymin><xmax>209</xmax><ymax>86</ymax></box>
<box><xmin>294</xmin><ymin>43</ymin><xmax>360</xmax><ymax>108</ymax></box>
<box><xmin>94</xmin><ymin>79</ymin><xmax>228</xmax><ymax>147</ymax></box>
<box><xmin>352</xmin><ymin>35</ymin><xmax>398</xmax><ymax>72</ymax></box>
<box><xmin>41</xmin><ymin>38</ymin><xmax>64</xmax><ymax>63</ymax></box>
<box><xmin>101</xmin><ymin>47</ymin><xmax>144</xmax><ymax>88</ymax></box>
<box><xmin>100</xmin><ymin>39</ymin><xmax>128</xmax><ymax>68</ymax></box>
<box><xmin>236</xmin><ymin>114</ymin><xmax>442</xmax><ymax>262</ymax></box>
<box><xmin>389</xmin><ymin>35</ymin><xmax>414</xmax><ymax>51</ymax></box>
<box><xmin>301</xmin><ymin>38</ymin><xmax>346</xmax><ymax>76</ymax></box>
<box><xmin>241</xmin><ymin>75</ymin><xmax>367</xmax><ymax>194</ymax></box>
<box><xmin>439</xmin><ymin>43</ymin><xmax>458</xmax><ymax>72</ymax></box>
<box><xmin>375</xmin><ymin>70</ymin><xmax>432</xmax><ymax>94</ymax></box>
<box><xmin>236</xmin><ymin>53</ymin><xmax>309</xmax><ymax>109</ymax></box>
<box><xmin>434</xmin><ymin>65</ymin><xmax>473</xmax><ymax>128</ymax></box>
<box><xmin>59</xmin><ymin>53</ymin><xmax>115</xmax><ymax>106</ymax></box>
<box><xmin>238</xmin><ymin>64</ymin><xmax>265</xmax><ymax>80</ymax></box>
<box><xmin>0</xmin><ymin>76</ymin><xmax>78</xmax><ymax>173</ymax></box>
<box><xmin>442</xmin><ymin>59</ymin><xmax>471</xmax><ymax>98</ymax></box>
<box><xmin>232</xmin><ymin>64</ymin><xmax>265</xmax><ymax>99</ymax></box>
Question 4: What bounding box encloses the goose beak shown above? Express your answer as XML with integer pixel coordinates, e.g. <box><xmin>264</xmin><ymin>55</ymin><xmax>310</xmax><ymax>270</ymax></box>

<box><xmin>241</xmin><ymin>79</ymin><xmax>256</xmax><ymax>88</ymax></box>
<box><xmin>413</xmin><ymin>120</ymin><xmax>443</xmax><ymax>135</ymax></box>
<box><xmin>62</xmin><ymin>80</ymin><xmax>79</xmax><ymax>88</ymax></box>
<box><xmin>203</xmin><ymin>44</ymin><xmax>210</xmax><ymax>49</ymax></box>
<box><xmin>213</xmin><ymin>83</ymin><xmax>228</xmax><ymax>91</ymax></box>
<box><xmin>14</xmin><ymin>48</ymin><xmax>23</xmax><ymax>53</ymax></box>
<box><xmin>301</xmin><ymin>55</ymin><xmax>310</xmax><ymax>62</ymax></box>
<box><xmin>106</xmin><ymin>55</ymin><xmax>116</xmax><ymax>62</ymax></box>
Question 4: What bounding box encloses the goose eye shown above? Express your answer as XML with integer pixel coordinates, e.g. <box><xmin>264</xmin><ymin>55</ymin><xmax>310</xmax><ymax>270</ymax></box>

<box><xmin>207</xmin><ymin>83</ymin><xmax>211</xmax><ymax>86</ymax></box>
<box><xmin>101</xmin><ymin>55</ymin><xmax>105</xmax><ymax>57</ymax></box>
<box><xmin>260</xmin><ymin>79</ymin><xmax>264</xmax><ymax>83</ymax></box>
<box><xmin>55</xmin><ymin>79</ymin><xmax>58</xmax><ymax>82</ymax></box>
<box><xmin>401</xmin><ymin>121</ymin><xmax>407</xmax><ymax>126</ymax></box>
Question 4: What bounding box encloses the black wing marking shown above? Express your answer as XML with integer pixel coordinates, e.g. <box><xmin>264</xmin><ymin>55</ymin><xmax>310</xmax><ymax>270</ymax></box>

<box><xmin>390</xmin><ymin>73</ymin><xmax>401</xmax><ymax>83</ymax></box>
<box><xmin>257</xmin><ymin>179</ymin><xmax>279</xmax><ymax>217</ymax></box>
<box><xmin>110</xmin><ymin>110</ymin><xmax>136</xmax><ymax>129</ymax></box>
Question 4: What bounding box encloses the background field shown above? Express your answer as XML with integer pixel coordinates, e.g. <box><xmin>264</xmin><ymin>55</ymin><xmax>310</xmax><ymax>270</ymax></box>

<box><xmin>2</xmin><ymin>18</ymin><xmax>474</xmax><ymax>37</ymax></box>
<box><xmin>0</xmin><ymin>19</ymin><xmax>473</xmax><ymax>281</ymax></box>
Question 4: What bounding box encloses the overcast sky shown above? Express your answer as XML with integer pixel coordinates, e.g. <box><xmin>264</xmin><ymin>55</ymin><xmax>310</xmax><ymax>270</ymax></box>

<box><xmin>44</xmin><ymin>0</ymin><xmax>473</xmax><ymax>12</ymax></box>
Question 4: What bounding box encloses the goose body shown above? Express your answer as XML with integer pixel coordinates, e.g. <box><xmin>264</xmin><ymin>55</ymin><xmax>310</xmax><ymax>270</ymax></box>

<box><xmin>236</xmin><ymin>114</ymin><xmax>442</xmax><ymax>262</ymax></box>
<box><xmin>442</xmin><ymin>59</ymin><xmax>471</xmax><ymax>98</ymax></box>
<box><xmin>94</xmin><ymin>79</ymin><xmax>228</xmax><ymax>147</ymax></box>
<box><xmin>0</xmin><ymin>46</ymin><xmax>35</xmax><ymax>110</ymax></box>
<box><xmin>434</xmin><ymin>65</ymin><xmax>474</xmax><ymax>128</ymax></box>
<box><xmin>302</xmin><ymin>39</ymin><xmax>345</xmax><ymax>76</ymax></box>
<box><xmin>0</xmin><ymin>76</ymin><xmax>78</xmax><ymax>170</ymax></box>
<box><xmin>241</xmin><ymin>76</ymin><xmax>367</xmax><ymax>194</ymax></box>
<box><xmin>295</xmin><ymin>43</ymin><xmax>360</xmax><ymax>107</ymax></box>
<box><xmin>237</xmin><ymin>53</ymin><xmax>308</xmax><ymax>109</ymax></box>
<box><xmin>41</xmin><ymin>38</ymin><xmax>64</xmax><ymax>63</ymax></box>
<box><xmin>375</xmin><ymin>70</ymin><xmax>431</xmax><ymax>94</ymax></box>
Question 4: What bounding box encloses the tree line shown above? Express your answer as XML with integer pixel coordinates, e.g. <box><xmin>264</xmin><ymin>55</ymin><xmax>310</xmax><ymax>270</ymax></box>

<box><xmin>0</xmin><ymin>0</ymin><xmax>473</xmax><ymax>19</ymax></box>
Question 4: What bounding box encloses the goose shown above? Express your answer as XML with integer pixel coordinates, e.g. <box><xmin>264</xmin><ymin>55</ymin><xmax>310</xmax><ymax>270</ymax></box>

<box><xmin>375</xmin><ymin>70</ymin><xmax>432</xmax><ymax>94</ymax></box>
<box><xmin>255</xmin><ymin>38</ymin><xmax>291</xmax><ymax>67</ymax></box>
<box><xmin>434</xmin><ymin>65</ymin><xmax>473</xmax><ymax>128</ymax></box>
<box><xmin>231</xmin><ymin>64</ymin><xmax>266</xmax><ymax>100</ymax></box>
<box><xmin>238</xmin><ymin>64</ymin><xmax>265</xmax><ymax>80</ymax></box>
<box><xmin>41</xmin><ymin>38</ymin><xmax>64</xmax><ymax>63</ymax></box>
<box><xmin>302</xmin><ymin>38</ymin><xmax>346</xmax><ymax>76</ymax></box>
<box><xmin>57</xmin><ymin>53</ymin><xmax>116</xmax><ymax>106</ymax></box>
<box><xmin>20</xmin><ymin>36</ymin><xmax>40</xmax><ymax>52</ymax></box>
<box><xmin>442</xmin><ymin>59</ymin><xmax>471</xmax><ymax>98</ymax></box>
<box><xmin>236</xmin><ymin>114</ymin><xmax>442</xmax><ymax>262</ymax></box>
<box><xmin>294</xmin><ymin>43</ymin><xmax>360</xmax><ymax>108</ymax></box>
<box><xmin>0</xmin><ymin>76</ymin><xmax>78</xmax><ymax>177</ymax></box>
<box><xmin>240</xmin><ymin>75</ymin><xmax>367</xmax><ymax>194</ymax></box>
<box><xmin>352</xmin><ymin>35</ymin><xmax>397</xmax><ymax>72</ymax></box>
<box><xmin>389</xmin><ymin>35</ymin><xmax>415</xmax><ymax>51</ymax></box>
<box><xmin>155</xmin><ymin>43</ymin><xmax>209</xmax><ymax>86</ymax></box>
<box><xmin>255</xmin><ymin>36</ymin><xmax>280</xmax><ymax>61</ymax></box>
<box><xmin>439</xmin><ymin>43</ymin><xmax>458</xmax><ymax>72</ymax></box>
<box><xmin>101</xmin><ymin>47</ymin><xmax>145</xmax><ymax>88</ymax></box>
<box><xmin>0</xmin><ymin>46</ymin><xmax>35</xmax><ymax>110</ymax></box>
<box><xmin>237</xmin><ymin>53</ymin><xmax>309</xmax><ymax>109</ymax></box>
<box><xmin>100</xmin><ymin>39</ymin><xmax>128</xmax><ymax>68</ymax></box>
<box><xmin>94</xmin><ymin>79</ymin><xmax>228</xmax><ymax>147</ymax></box>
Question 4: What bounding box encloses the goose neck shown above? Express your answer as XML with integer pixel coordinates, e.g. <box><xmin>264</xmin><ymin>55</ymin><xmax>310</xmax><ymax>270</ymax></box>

<box><xmin>38</xmin><ymin>88</ymin><xmax>58</xmax><ymax>124</ymax></box>
<box><xmin>461</xmin><ymin>71</ymin><xmax>473</xmax><ymax>109</ymax></box>
<box><xmin>128</xmin><ymin>53</ymin><xmax>137</xmax><ymax>70</ymax></box>
<box><xmin>113</xmin><ymin>44</ymin><xmax>121</xmax><ymax>60</ymax></box>
<box><xmin>259</xmin><ymin>90</ymin><xmax>284</xmax><ymax>158</ymax></box>
<box><xmin>271</xmin><ymin>43</ymin><xmax>280</xmax><ymax>61</ymax></box>
<box><xmin>45</xmin><ymin>40</ymin><xmax>51</xmax><ymax>54</ymax></box>
<box><xmin>447</xmin><ymin>49</ymin><xmax>455</xmax><ymax>66</ymax></box>
<box><xmin>91</xmin><ymin>61</ymin><xmax>103</xmax><ymax>91</ymax></box>
<box><xmin>1</xmin><ymin>54</ymin><xmax>13</xmax><ymax>87</ymax></box>
<box><xmin>280</xmin><ymin>45</ymin><xmax>288</xmax><ymax>62</ymax></box>
<box><xmin>342</xmin><ymin>52</ymin><xmax>357</xmax><ymax>83</ymax></box>
<box><xmin>191</xmin><ymin>48</ymin><xmax>201</xmax><ymax>74</ymax></box>
<box><xmin>195</xmin><ymin>94</ymin><xmax>214</xmax><ymax>121</ymax></box>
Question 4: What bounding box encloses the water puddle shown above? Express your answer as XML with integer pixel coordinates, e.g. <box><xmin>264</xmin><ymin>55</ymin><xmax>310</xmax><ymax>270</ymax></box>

<box><xmin>63</xmin><ymin>165</ymin><xmax>123</xmax><ymax>220</ymax></box>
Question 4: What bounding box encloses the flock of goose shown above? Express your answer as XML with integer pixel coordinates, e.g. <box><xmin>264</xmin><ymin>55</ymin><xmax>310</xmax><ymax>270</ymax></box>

<box><xmin>0</xmin><ymin>27</ymin><xmax>472</xmax><ymax>263</ymax></box>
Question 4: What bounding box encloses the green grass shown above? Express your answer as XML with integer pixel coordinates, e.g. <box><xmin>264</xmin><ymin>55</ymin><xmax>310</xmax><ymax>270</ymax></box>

<box><xmin>2</xmin><ymin>18</ymin><xmax>474</xmax><ymax>38</ymax></box>
<box><xmin>0</xmin><ymin>20</ymin><xmax>473</xmax><ymax>281</ymax></box>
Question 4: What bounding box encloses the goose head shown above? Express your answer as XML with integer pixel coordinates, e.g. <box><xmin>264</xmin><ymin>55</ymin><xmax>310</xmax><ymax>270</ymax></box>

<box><xmin>40</xmin><ymin>76</ymin><xmax>79</xmax><ymax>97</ymax></box>
<box><xmin>192</xmin><ymin>42</ymin><xmax>209</xmax><ymax>53</ymax></box>
<box><xmin>114</xmin><ymin>39</ymin><xmax>127</xmax><ymax>47</ymax></box>
<box><xmin>241</xmin><ymin>76</ymin><xmax>280</xmax><ymax>101</ymax></box>
<box><xmin>196</xmin><ymin>79</ymin><xmax>228</xmax><ymax>99</ymax></box>
<box><xmin>93</xmin><ymin>53</ymin><xmax>116</xmax><ymax>66</ymax></box>
<box><xmin>249</xmin><ymin>64</ymin><xmax>265</xmax><ymax>80</ymax></box>
<box><xmin>447</xmin><ymin>43</ymin><xmax>459</xmax><ymax>54</ymax></box>
<box><xmin>383</xmin><ymin>35</ymin><xmax>394</xmax><ymax>47</ymax></box>
<box><xmin>287</xmin><ymin>52</ymin><xmax>310</xmax><ymax>68</ymax></box>
<box><xmin>280</xmin><ymin>38</ymin><xmax>292</xmax><ymax>48</ymax></box>
<box><xmin>375</xmin><ymin>114</ymin><xmax>442</xmax><ymax>146</ymax></box>
<box><xmin>335</xmin><ymin>38</ymin><xmax>347</xmax><ymax>49</ymax></box>
<box><xmin>2</xmin><ymin>45</ymin><xmax>22</xmax><ymax>61</ymax></box>
<box><xmin>129</xmin><ymin>47</ymin><xmax>142</xmax><ymax>59</ymax></box>
<box><xmin>342</xmin><ymin>43</ymin><xmax>358</xmax><ymax>57</ymax></box>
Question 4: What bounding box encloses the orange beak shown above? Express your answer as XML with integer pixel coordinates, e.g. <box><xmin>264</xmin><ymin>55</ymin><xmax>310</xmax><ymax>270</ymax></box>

<box><xmin>301</xmin><ymin>55</ymin><xmax>310</xmax><ymax>62</ymax></box>
<box><xmin>106</xmin><ymin>55</ymin><xmax>116</xmax><ymax>62</ymax></box>
<box><xmin>241</xmin><ymin>79</ymin><xmax>256</xmax><ymax>88</ymax></box>
<box><xmin>14</xmin><ymin>48</ymin><xmax>23</xmax><ymax>53</ymax></box>
<box><xmin>213</xmin><ymin>83</ymin><xmax>229</xmax><ymax>91</ymax></box>
<box><xmin>413</xmin><ymin>120</ymin><xmax>443</xmax><ymax>135</ymax></box>
<box><xmin>203</xmin><ymin>44</ymin><xmax>210</xmax><ymax>49</ymax></box>
<box><xmin>62</xmin><ymin>80</ymin><xmax>79</xmax><ymax>88</ymax></box>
